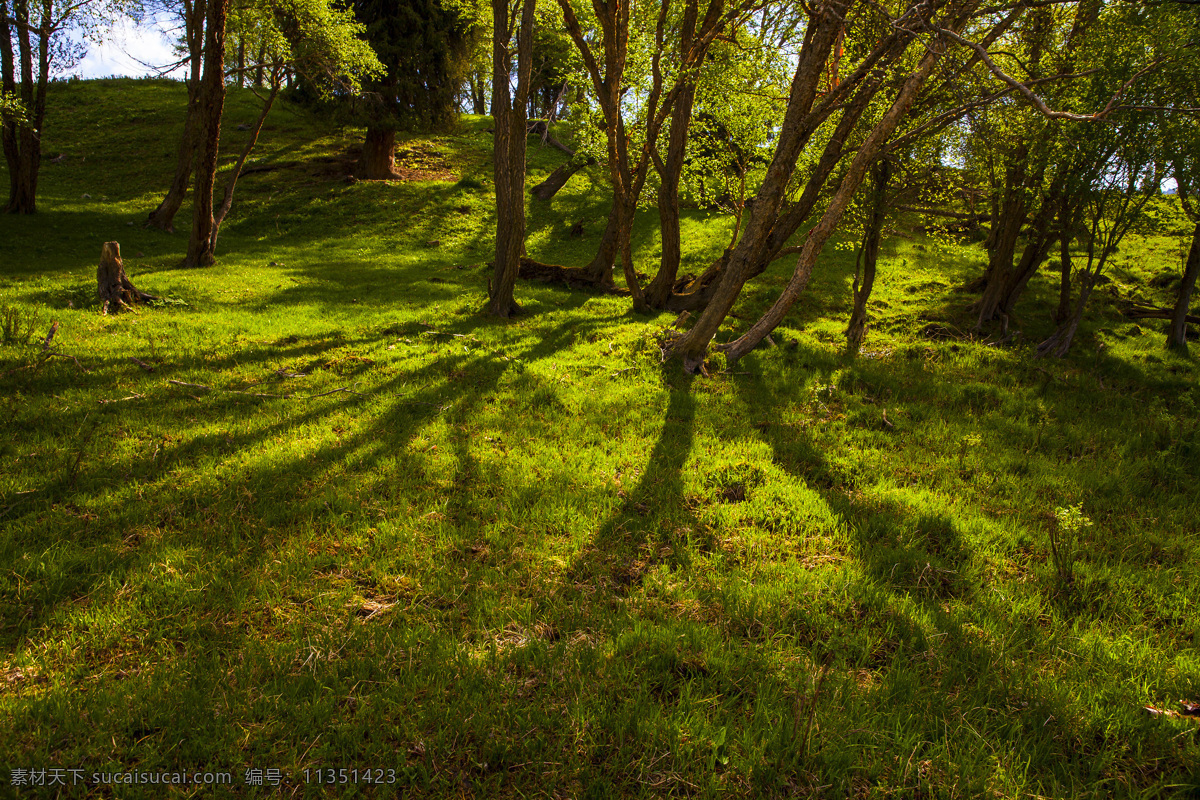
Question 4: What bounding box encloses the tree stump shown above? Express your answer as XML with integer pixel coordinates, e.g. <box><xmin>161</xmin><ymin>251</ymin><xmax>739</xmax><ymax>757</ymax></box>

<box><xmin>96</xmin><ymin>242</ymin><xmax>157</xmax><ymax>314</ymax></box>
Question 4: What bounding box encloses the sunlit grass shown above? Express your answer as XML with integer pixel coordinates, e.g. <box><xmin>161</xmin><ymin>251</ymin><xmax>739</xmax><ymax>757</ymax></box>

<box><xmin>0</xmin><ymin>78</ymin><xmax>1197</xmax><ymax>798</ymax></box>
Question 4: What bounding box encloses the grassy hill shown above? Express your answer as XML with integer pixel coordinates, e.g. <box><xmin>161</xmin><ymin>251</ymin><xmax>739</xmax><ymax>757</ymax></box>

<box><xmin>0</xmin><ymin>79</ymin><xmax>1197</xmax><ymax>798</ymax></box>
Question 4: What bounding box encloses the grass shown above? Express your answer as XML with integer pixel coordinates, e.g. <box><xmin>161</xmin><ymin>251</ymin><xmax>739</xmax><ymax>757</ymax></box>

<box><xmin>0</xmin><ymin>77</ymin><xmax>1198</xmax><ymax>798</ymax></box>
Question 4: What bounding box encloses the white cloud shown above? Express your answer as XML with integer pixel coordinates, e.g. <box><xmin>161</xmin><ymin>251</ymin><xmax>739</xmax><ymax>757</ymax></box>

<box><xmin>69</xmin><ymin>16</ymin><xmax>186</xmax><ymax>80</ymax></box>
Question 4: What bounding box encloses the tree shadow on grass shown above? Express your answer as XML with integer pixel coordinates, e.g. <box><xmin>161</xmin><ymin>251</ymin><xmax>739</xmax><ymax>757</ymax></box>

<box><xmin>567</xmin><ymin>373</ymin><xmax>699</xmax><ymax>594</ymax></box>
<box><xmin>723</xmin><ymin>354</ymin><xmax>1199</xmax><ymax>796</ymax></box>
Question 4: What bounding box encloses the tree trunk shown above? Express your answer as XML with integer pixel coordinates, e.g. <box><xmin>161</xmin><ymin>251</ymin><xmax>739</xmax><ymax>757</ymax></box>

<box><xmin>666</xmin><ymin>2</ymin><xmax>852</xmax><ymax>370</ymax></box>
<box><xmin>147</xmin><ymin>97</ymin><xmax>199</xmax><ymax>231</ymax></box>
<box><xmin>645</xmin><ymin>77</ymin><xmax>697</xmax><ymax>309</ymax></box>
<box><xmin>254</xmin><ymin>42</ymin><xmax>265</xmax><ymax>87</ymax></box>
<box><xmin>357</xmin><ymin>125</ymin><xmax>399</xmax><ymax>180</ymax></box>
<box><xmin>1056</xmin><ymin>204</ymin><xmax>1073</xmax><ymax>323</ymax></box>
<box><xmin>584</xmin><ymin>203</ymin><xmax>621</xmax><ymax>286</ymax></box>
<box><xmin>0</xmin><ymin>0</ymin><xmax>16</xmax><ymax>207</ymax></box>
<box><xmin>210</xmin><ymin>76</ymin><xmax>280</xmax><ymax>252</ymax></box>
<box><xmin>720</xmin><ymin>30</ymin><xmax>950</xmax><ymax>368</ymax></box>
<box><xmin>487</xmin><ymin>0</ymin><xmax>536</xmax><ymax>318</ymax></box>
<box><xmin>975</xmin><ymin>166</ymin><xmax>1028</xmax><ymax>326</ymax></box>
<box><xmin>846</xmin><ymin>160</ymin><xmax>890</xmax><ymax>353</ymax></box>
<box><xmin>1037</xmin><ymin>277</ymin><xmax>1094</xmax><ymax>358</ymax></box>
<box><xmin>148</xmin><ymin>0</ymin><xmax>204</xmax><ymax>232</ymax></box>
<box><xmin>531</xmin><ymin>158</ymin><xmax>588</xmax><ymax>201</ymax></box>
<box><xmin>992</xmin><ymin>185</ymin><xmax>1062</xmax><ymax>321</ymax></box>
<box><xmin>236</xmin><ymin>36</ymin><xmax>245</xmax><ymax>88</ymax></box>
<box><xmin>96</xmin><ymin>242</ymin><xmax>156</xmax><ymax>313</ymax></box>
<box><xmin>2</xmin><ymin>0</ymin><xmax>42</xmax><ymax>214</ymax></box>
<box><xmin>1167</xmin><ymin>222</ymin><xmax>1200</xmax><ymax>352</ymax></box>
<box><xmin>183</xmin><ymin>0</ymin><xmax>229</xmax><ymax>268</ymax></box>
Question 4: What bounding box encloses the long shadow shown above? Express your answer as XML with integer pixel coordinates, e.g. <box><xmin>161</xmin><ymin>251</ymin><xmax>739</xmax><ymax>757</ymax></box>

<box><xmin>567</xmin><ymin>373</ymin><xmax>700</xmax><ymax>594</ymax></box>
<box><xmin>725</xmin><ymin>352</ymin><xmax>1198</xmax><ymax>794</ymax></box>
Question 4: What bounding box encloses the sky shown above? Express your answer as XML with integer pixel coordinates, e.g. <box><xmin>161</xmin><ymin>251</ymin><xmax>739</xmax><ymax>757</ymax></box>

<box><xmin>69</xmin><ymin>17</ymin><xmax>184</xmax><ymax>80</ymax></box>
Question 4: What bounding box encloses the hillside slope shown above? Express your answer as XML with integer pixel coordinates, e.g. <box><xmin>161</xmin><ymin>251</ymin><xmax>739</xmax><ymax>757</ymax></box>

<box><xmin>0</xmin><ymin>80</ymin><xmax>1197</xmax><ymax>799</ymax></box>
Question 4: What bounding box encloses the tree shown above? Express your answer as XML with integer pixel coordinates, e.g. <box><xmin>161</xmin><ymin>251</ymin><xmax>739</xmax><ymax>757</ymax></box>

<box><xmin>1036</xmin><ymin>114</ymin><xmax>1161</xmax><ymax>358</ymax></box>
<box><xmin>145</xmin><ymin>0</ymin><xmax>205</xmax><ymax>231</ymax></box>
<box><xmin>664</xmin><ymin>0</ymin><xmax>1000</xmax><ymax>371</ymax></box>
<box><xmin>487</xmin><ymin>0</ymin><xmax>535</xmax><ymax>317</ymax></box>
<box><xmin>181</xmin><ymin>0</ymin><xmax>229</xmax><ymax>267</ymax></box>
<box><xmin>349</xmin><ymin>0</ymin><xmax>477</xmax><ymax>180</ymax></box>
<box><xmin>1</xmin><ymin>0</ymin><xmax>112</xmax><ymax>214</ymax></box>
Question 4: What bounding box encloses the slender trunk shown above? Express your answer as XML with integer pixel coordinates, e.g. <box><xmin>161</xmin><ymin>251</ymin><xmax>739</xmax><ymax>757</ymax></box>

<box><xmin>975</xmin><ymin>171</ymin><xmax>1028</xmax><ymax>326</ymax></box>
<box><xmin>487</xmin><ymin>0</ymin><xmax>536</xmax><ymax>317</ymax></box>
<box><xmin>584</xmin><ymin>203</ymin><xmax>621</xmax><ymax>286</ymax></box>
<box><xmin>668</xmin><ymin>2</ymin><xmax>853</xmax><ymax>369</ymax></box>
<box><xmin>183</xmin><ymin>0</ymin><xmax>229</xmax><ymax>268</ymax></box>
<box><xmin>147</xmin><ymin>94</ymin><xmax>199</xmax><ymax>231</ymax></box>
<box><xmin>846</xmin><ymin>160</ymin><xmax>890</xmax><ymax>353</ymax></box>
<box><xmin>1167</xmin><ymin>222</ymin><xmax>1200</xmax><ymax>352</ymax></box>
<box><xmin>1037</xmin><ymin>277</ymin><xmax>1095</xmax><ymax>358</ymax></box>
<box><xmin>998</xmin><ymin>221</ymin><xmax>1056</xmax><ymax>319</ymax></box>
<box><xmin>210</xmin><ymin>76</ymin><xmax>280</xmax><ymax>251</ymax></box>
<box><xmin>357</xmin><ymin>126</ymin><xmax>398</xmax><ymax>179</ymax></box>
<box><xmin>1055</xmin><ymin>199</ymin><xmax>1073</xmax><ymax>323</ymax></box>
<box><xmin>149</xmin><ymin>0</ymin><xmax>204</xmax><ymax>232</ymax></box>
<box><xmin>720</xmin><ymin>27</ymin><xmax>952</xmax><ymax>368</ymax></box>
<box><xmin>236</xmin><ymin>37</ymin><xmax>245</xmax><ymax>88</ymax></box>
<box><xmin>254</xmin><ymin>42</ymin><xmax>265</xmax><ymax>87</ymax></box>
<box><xmin>645</xmin><ymin>79</ymin><xmax>696</xmax><ymax>308</ymax></box>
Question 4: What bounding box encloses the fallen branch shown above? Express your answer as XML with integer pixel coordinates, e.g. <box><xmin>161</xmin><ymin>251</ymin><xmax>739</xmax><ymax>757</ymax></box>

<box><xmin>41</xmin><ymin>321</ymin><xmax>59</xmax><ymax>352</ymax></box>
<box><xmin>1123</xmin><ymin>305</ymin><xmax>1200</xmax><ymax>325</ymax></box>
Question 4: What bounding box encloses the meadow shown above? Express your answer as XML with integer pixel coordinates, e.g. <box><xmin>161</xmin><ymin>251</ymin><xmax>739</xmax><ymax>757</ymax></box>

<box><xmin>0</xmin><ymin>79</ymin><xmax>1197</xmax><ymax>798</ymax></box>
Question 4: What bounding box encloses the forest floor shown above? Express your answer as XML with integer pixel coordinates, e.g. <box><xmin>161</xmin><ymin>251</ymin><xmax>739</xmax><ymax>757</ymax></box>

<box><xmin>0</xmin><ymin>79</ymin><xmax>1198</xmax><ymax>799</ymax></box>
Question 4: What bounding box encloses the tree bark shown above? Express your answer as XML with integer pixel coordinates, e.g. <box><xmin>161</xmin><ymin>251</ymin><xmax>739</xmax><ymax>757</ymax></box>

<box><xmin>183</xmin><ymin>0</ymin><xmax>229</xmax><ymax>268</ymax></box>
<box><xmin>1167</xmin><ymin>222</ymin><xmax>1200</xmax><ymax>352</ymax></box>
<box><xmin>148</xmin><ymin>0</ymin><xmax>205</xmax><ymax>232</ymax></box>
<box><xmin>666</xmin><ymin>0</ymin><xmax>860</xmax><ymax>370</ymax></box>
<box><xmin>645</xmin><ymin>77</ymin><xmax>697</xmax><ymax>309</ymax></box>
<box><xmin>531</xmin><ymin>158</ymin><xmax>589</xmax><ymax>201</ymax></box>
<box><xmin>719</xmin><ymin>22</ymin><xmax>955</xmax><ymax>368</ymax></box>
<box><xmin>0</xmin><ymin>0</ymin><xmax>20</xmax><ymax>210</ymax></box>
<box><xmin>2</xmin><ymin>0</ymin><xmax>44</xmax><ymax>214</ymax></box>
<box><xmin>846</xmin><ymin>160</ymin><xmax>890</xmax><ymax>353</ymax></box>
<box><xmin>97</xmin><ymin>242</ymin><xmax>156</xmax><ymax>313</ymax></box>
<box><xmin>356</xmin><ymin>125</ymin><xmax>400</xmax><ymax>180</ymax></box>
<box><xmin>487</xmin><ymin>0</ymin><xmax>536</xmax><ymax>317</ymax></box>
<box><xmin>1055</xmin><ymin>199</ymin><xmax>1074</xmax><ymax>323</ymax></box>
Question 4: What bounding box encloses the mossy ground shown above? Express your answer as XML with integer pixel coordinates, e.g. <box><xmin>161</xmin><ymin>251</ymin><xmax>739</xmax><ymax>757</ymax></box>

<box><xmin>0</xmin><ymin>79</ymin><xmax>1197</xmax><ymax>798</ymax></box>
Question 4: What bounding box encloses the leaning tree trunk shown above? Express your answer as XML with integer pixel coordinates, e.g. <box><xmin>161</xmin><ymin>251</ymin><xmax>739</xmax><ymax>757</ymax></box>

<box><xmin>531</xmin><ymin>158</ymin><xmax>588</xmax><ymax>201</ymax></box>
<box><xmin>96</xmin><ymin>242</ymin><xmax>157</xmax><ymax>313</ymax></box>
<box><xmin>1167</xmin><ymin>222</ymin><xmax>1200</xmax><ymax>352</ymax></box>
<box><xmin>846</xmin><ymin>160</ymin><xmax>890</xmax><ymax>353</ymax></box>
<box><xmin>997</xmin><ymin>198</ymin><xmax>1060</xmax><ymax>320</ymax></box>
<box><xmin>147</xmin><ymin>97</ymin><xmax>199</xmax><ymax>232</ymax></box>
<box><xmin>148</xmin><ymin>0</ymin><xmax>204</xmax><ymax>231</ymax></box>
<box><xmin>209</xmin><ymin>77</ymin><xmax>280</xmax><ymax>252</ymax></box>
<box><xmin>1056</xmin><ymin>212</ymin><xmax>1073</xmax><ymax>323</ymax></box>
<box><xmin>183</xmin><ymin>0</ymin><xmax>229</xmax><ymax>268</ymax></box>
<box><xmin>357</xmin><ymin>125</ymin><xmax>399</xmax><ymax>180</ymax></box>
<box><xmin>1037</xmin><ymin>278</ymin><xmax>1095</xmax><ymax>358</ymax></box>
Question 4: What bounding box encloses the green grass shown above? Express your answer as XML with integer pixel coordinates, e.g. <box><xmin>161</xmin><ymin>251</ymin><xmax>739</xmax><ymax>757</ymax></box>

<box><xmin>0</xmin><ymin>78</ymin><xmax>1198</xmax><ymax>798</ymax></box>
